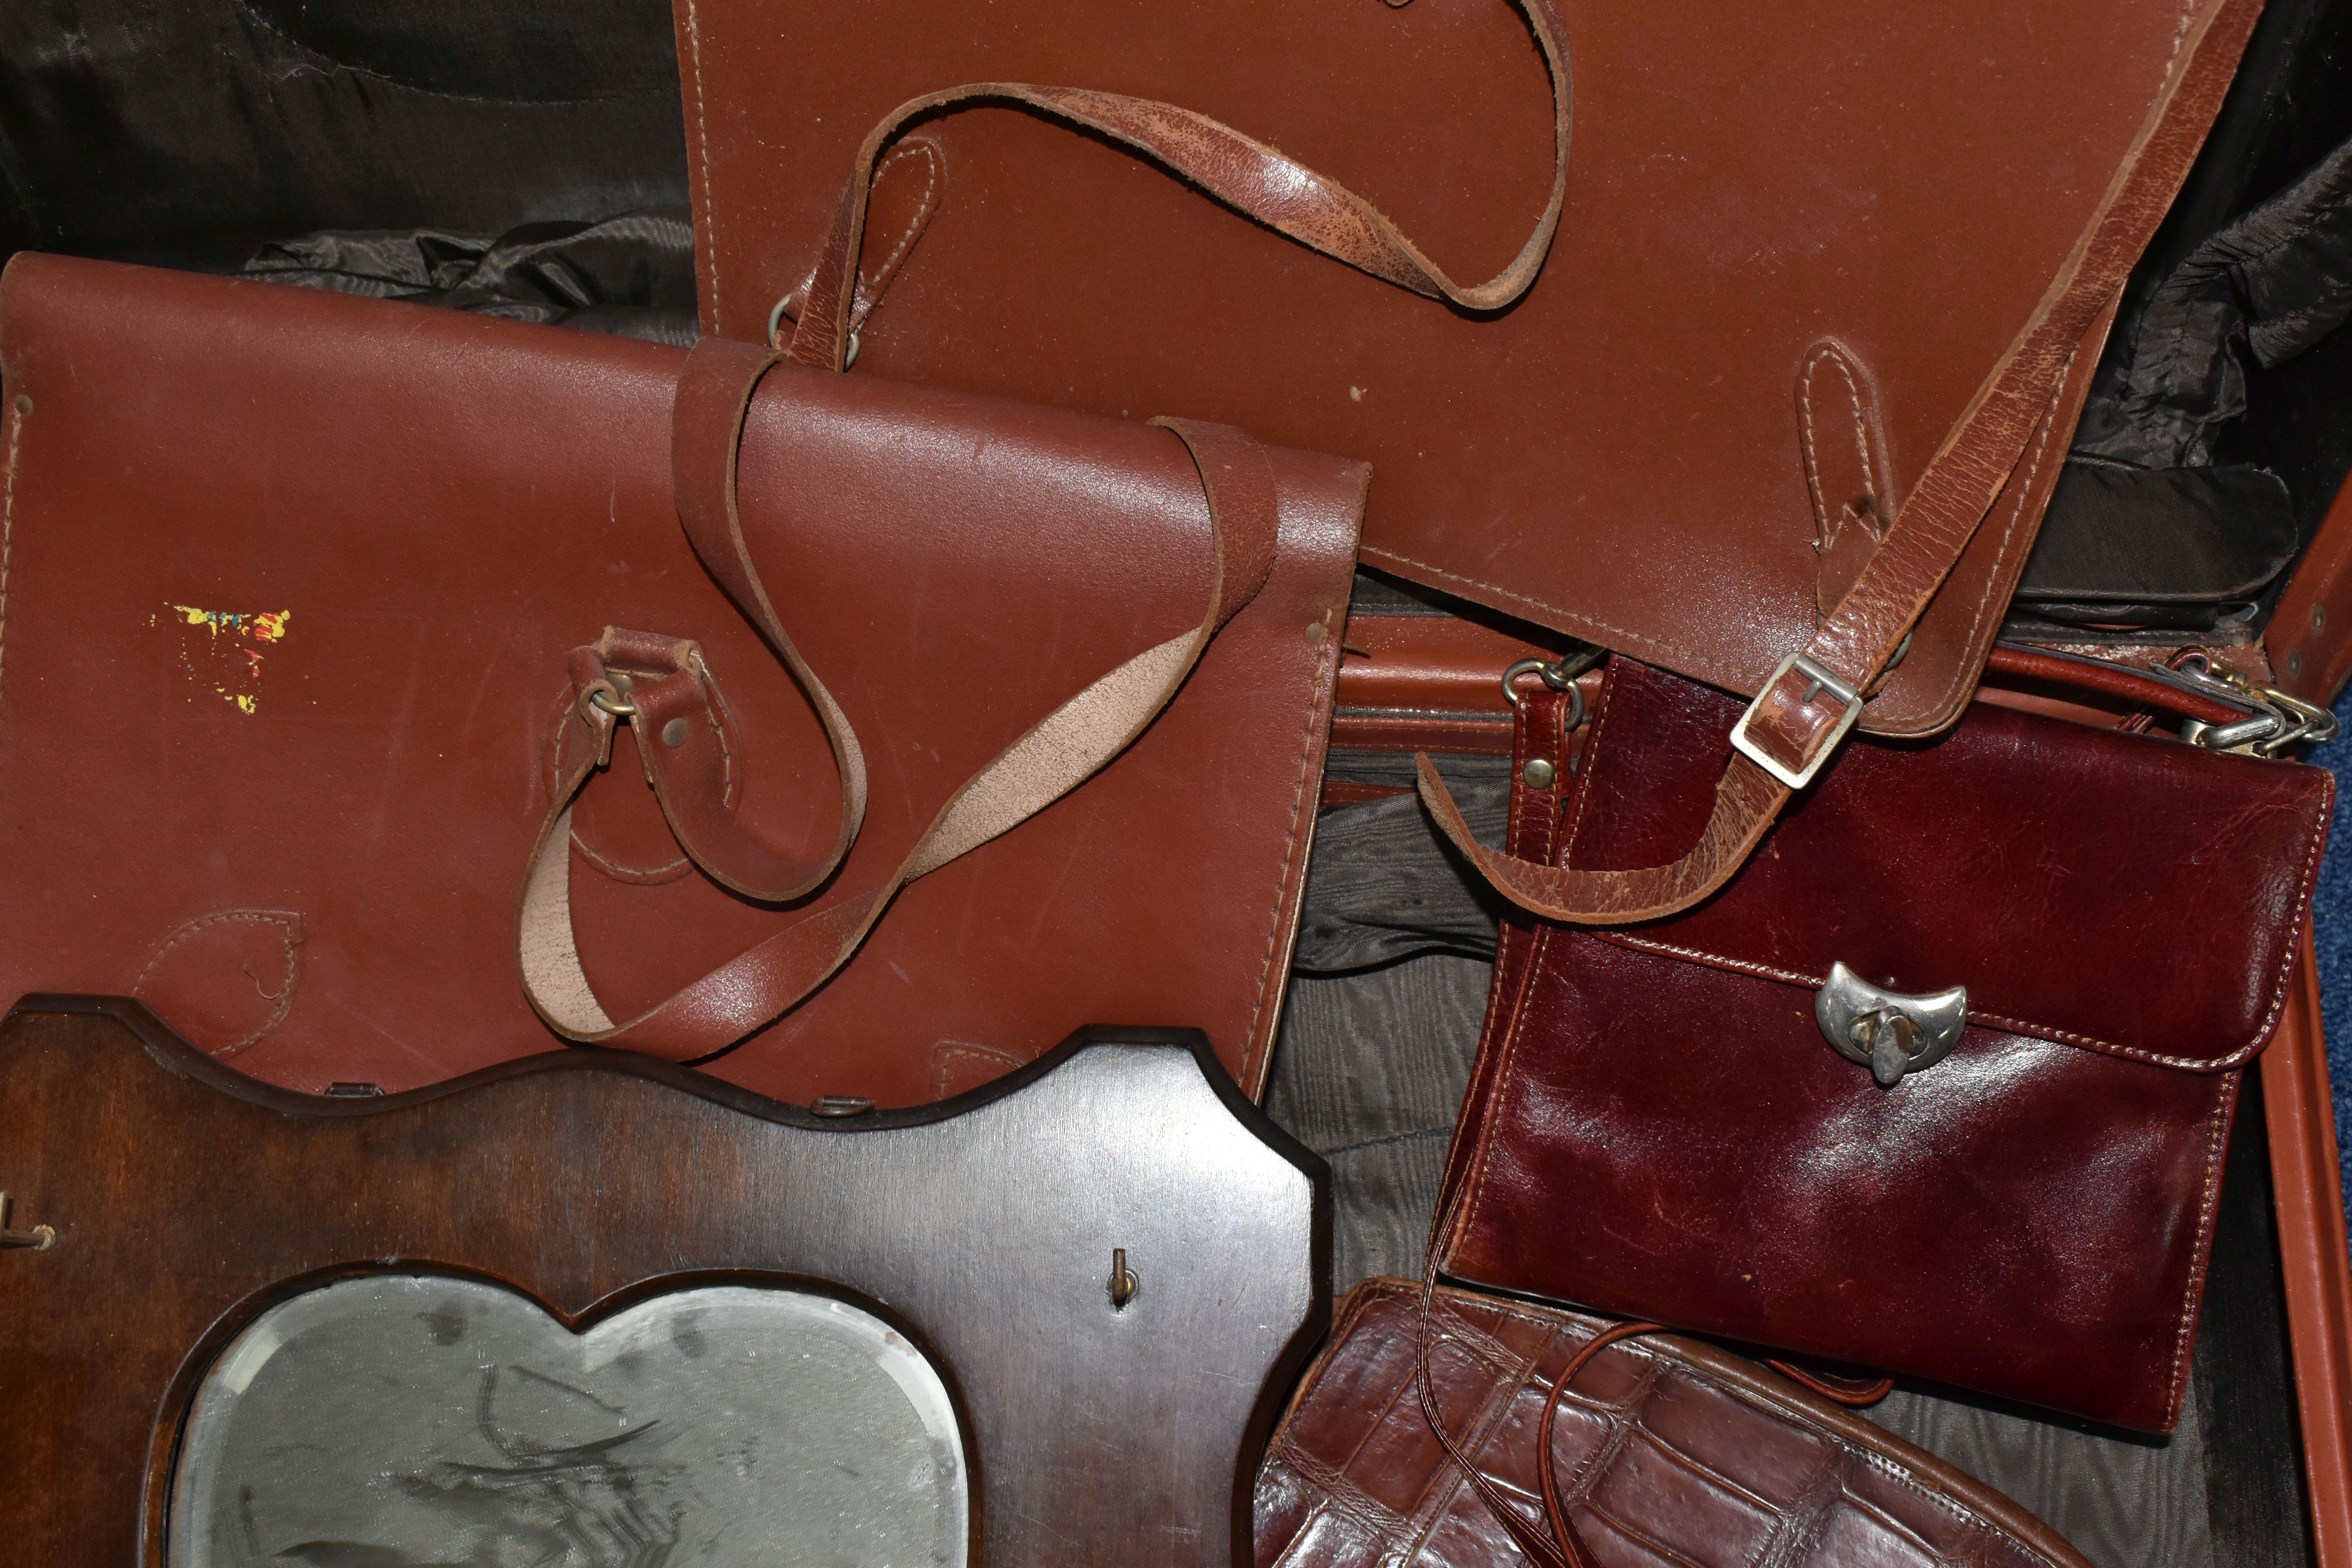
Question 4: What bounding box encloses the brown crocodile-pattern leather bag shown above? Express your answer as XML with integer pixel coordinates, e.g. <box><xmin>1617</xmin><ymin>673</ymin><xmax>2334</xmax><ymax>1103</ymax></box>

<box><xmin>1255</xmin><ymin>1278</ymin><xmax>2094</xmax><ymax>1568</ymax></box>
<box><xmin>1422</xmin><ymin>657</ymin><xmax>2334</xmax><ymax>1433</ymax></box>
<box><xmin>0</xmin><ymin>253</ymin><xmax>1362</xmax><ymax>1104</ymax></box>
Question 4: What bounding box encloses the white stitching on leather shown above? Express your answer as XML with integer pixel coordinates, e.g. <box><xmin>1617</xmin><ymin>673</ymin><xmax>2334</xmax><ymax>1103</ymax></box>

<box><xmin>1599</xmin><ymin>804</ymin><xmax>2324</xmax><ymax>1081</ymax></box>
<box><xmin>2165</xmin><ymin>1078</ymin><xmax>2235</xmax><ymax>1426</ymax></box>
<box><xmin>1914</xmin><ymin>341</ymin><xmax>2077</xmax><ymax>724</ymax></box>
<box><xmin>682</xmin><ymin>0</ymin><xmax>721</xmax><ymax>324</ymax></box>
<box><xmin>1798</xmin><ymin>347</ymin><xmax>1832</xmax><ymax>543</ymax></box>
<box><xmin>862</xmin><ymin>142</ymin><xmax>942</xmax><ymax>310</ymax></box>
<box><xmin>132</xmin><ymin>909</ymin><xmax>303</xmax><ymax>1056</ymax></box>
<box><xmin>1798</xmin><ymin>343</ymin><xmax>1883</xmax><ymax>553</ymax></box>
<box><xmin>1449</xmin><ymin>682</ymin><xmax>1599</xmax><ymax>1269</ymax></box>
<box><xmin>1358</xmin><ymin>545</ymin><xmax>1722</xmax><ymax>675</ymax></box>
<box><xmin>0</xmin><ymin>397</ymin><xmax>22</xmax><ymax>713</ymax></box>
<box><xmin>1241</xmin><ymin>612</ymin><xmax>1341</xmax><ymax>1089</ymax></box>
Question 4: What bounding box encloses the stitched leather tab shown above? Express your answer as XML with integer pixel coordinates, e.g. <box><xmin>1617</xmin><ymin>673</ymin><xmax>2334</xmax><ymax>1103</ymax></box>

<box><xmin>1798</xmin><ymin>341</ymin><xmax>1892</xmax><ymax>621</ymax></box>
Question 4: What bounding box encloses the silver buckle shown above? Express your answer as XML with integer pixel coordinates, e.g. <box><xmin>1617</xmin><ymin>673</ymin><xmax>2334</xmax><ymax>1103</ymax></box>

<box><xmin>1730</xmin><ymin>651</ymin><xmax>1863</xmax><ymax>789</ymax></box>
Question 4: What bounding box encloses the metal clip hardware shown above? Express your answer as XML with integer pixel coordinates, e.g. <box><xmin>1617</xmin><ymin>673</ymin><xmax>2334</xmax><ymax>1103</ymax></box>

<box><xmin>1816</xmin><ymin>963</ymin><xmax>1967</xmax><ymax>1087</ymax></box>
<box><xmin>1107</xmin><ymin>1248</ymin><xmax>1140</xmax><ymax>1310</ymax></box>
<box><xmin>1501</xmin><ymin>646</ymin><xmax>1603</xmax><ymax>729</ymax></box>
<box><xmin>1731</xmin><ymin>651</ymin><xmax>1866</xmax><ymax>790</ymax></box>
<box><xmin>2153</xmin><ymin>653</ymin><xmax>2340</xmax><ymax>758</ymax></box>
<box><xmin>0</xmin><ymin>1192</ymin><xmax>56</xmax><ymax>1252</ymax></box>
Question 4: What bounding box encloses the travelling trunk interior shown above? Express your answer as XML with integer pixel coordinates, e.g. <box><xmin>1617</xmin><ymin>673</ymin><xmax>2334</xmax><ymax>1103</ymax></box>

<box><xmin>5</xmin><ymin>0</ymin><xmax>2352</xmax><ymax>1563</ymax></box>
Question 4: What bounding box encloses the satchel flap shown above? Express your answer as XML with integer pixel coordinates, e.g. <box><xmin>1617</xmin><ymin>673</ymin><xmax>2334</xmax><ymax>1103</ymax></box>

<box><xmin>1563</xmin><ymin>660</ymin><xmax>2333</xmax><ymax>1071</ymax></box>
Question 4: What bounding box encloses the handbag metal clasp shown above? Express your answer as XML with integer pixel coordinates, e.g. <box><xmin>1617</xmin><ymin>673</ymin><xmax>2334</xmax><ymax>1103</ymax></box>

<box><xmin>1815</xmin><ymin>963</ymin><xmax>1967</xmax><ymax>1087</ymax></box>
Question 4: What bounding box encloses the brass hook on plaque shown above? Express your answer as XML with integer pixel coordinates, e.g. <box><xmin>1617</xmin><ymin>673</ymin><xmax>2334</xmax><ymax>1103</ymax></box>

<box><xmin>0</xmin><ymin>1192</ymin><xmax>56</xmax><ymax>1252</ymax></box>
<box><xmin>1107</xmin><ymin>1248</ymin><xmax>1139</xmax><ymax>1310</ymax></box>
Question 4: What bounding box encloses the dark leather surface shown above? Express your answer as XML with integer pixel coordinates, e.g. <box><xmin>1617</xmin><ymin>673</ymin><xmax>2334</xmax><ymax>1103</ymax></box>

<box><xmin>1253</xmin><ymin>1278</ymin><xmax>2092</xmax><ymax>1568</ymax></box>
<box><xmin>678</xmin><ymin>0</ymin><xmax>2250</xmax><ymax>738</ymax></box>
<box><xmin>1438</xmin><ymin>659</ymin><xmax>2334</xmax><ymax>1432</ymax></box>
<box><xmin>0</xmin><ymin>252</ymin><xmax>1362</xmax><ymax>1104</ymax></box>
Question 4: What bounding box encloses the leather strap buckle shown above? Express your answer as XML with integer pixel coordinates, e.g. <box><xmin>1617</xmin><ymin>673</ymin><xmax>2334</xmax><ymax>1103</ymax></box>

<box><xmin>1730</xmin><ymin>651</ymin><xmax>1864</xmax><ymax>789</ymax></box>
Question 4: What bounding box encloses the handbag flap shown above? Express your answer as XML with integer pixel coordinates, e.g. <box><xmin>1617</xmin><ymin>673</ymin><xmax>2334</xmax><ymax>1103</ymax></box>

<box><xmin>1562</xmin><ymin>659</ymin><xmax>2334</xmax><ymax>1071</ymax></box>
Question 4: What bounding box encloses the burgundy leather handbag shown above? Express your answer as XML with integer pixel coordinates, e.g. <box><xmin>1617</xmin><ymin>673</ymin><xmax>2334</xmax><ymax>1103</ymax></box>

<box><xmin>1418</xmin><ymin>655</ymin><xmax>2333</xmax><ymax>1434</ymax></box>
<box><xmin>0</xmin><ymin>253</ymin><xmax>1361</xmax><ymax>1104</ymax></box>
<box><xmin>675</xmin><ymin>0</ymin><xmax>2261</xmax><ymax>927</ymax></box>
<box><xmin>1256</xmin><ymin>1277</ymin><xmax>2094</xmax><ymax>1568</ymax></box>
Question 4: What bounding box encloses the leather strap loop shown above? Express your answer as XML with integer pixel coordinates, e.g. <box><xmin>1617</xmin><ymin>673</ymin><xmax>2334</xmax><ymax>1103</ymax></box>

<box><xmin>786</xmin><ymin>0</ymin><xmax>1572</xmax><ymax>370</ymax></box>
<box><xmin>560</xmin><ymin>630</ymin><xmax>839</xmax><ymax>902</ymax></box>
<box><xmin>671</xmin><ymin>335</ymin><xmax>871</xmax><ymax>894</ymax></box>
<box><xmin>517</xmin><ymin>409</ymin><xmax>1283</xmax><ymax>1059</ymax></box>
<box><xmin>1420</xmin><ymin>0</ymin><xmax>2258</xmax><ymax>925</ymax></box>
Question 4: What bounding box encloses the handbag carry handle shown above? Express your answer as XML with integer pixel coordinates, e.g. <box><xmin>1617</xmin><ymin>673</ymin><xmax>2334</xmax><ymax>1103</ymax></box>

<box><xmin>781</xmin><ymin>0</ymin><xmax>1574</xmax><ymax>374</ymax></box>
<box><xmin>517</xmin><ymin>336</ymin><xmax>1283</xmax><ymax>1060</ymax></box>
<box><xmin>1421</xmin><ymin>0</ymin><xmax>2259</xmax><ymax>924</ymax></box>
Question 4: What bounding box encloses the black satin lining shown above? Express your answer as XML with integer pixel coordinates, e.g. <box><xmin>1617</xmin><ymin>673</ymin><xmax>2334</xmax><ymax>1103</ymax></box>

<box><xmin>2077</xmin><ymin>134</ymin><xmax>2352</xmax><ymax>473</ymax></box>
<box><xmin>2014</xmin><ymin>460</ymin><xmax>2300</xmax><ymax>627</ymax></box>
<box><xmin>242</xmin><ymin>207</ymin><xmax>699</xmax><ymax>347</ymax></box>
<box><xmin>0</xmin><ymin>0</ymin><xmax>688</xmax><ymax>272</ymax></box>
<box><xmin>2027</xmin><ymin>129</ymin><xmax>2352</xmax><ymax>627</ymax></box>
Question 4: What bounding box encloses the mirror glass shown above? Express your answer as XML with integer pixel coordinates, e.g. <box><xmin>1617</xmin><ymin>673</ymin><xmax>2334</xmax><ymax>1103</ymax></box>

<box><xmin>167</xmin><ymin>1276</ymin><xmax>967</xmax><ymax>1566</ymax></box>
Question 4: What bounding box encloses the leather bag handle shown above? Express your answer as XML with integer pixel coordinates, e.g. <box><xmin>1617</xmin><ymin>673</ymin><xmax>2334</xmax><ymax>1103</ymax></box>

<box><xmin>1421</xmin><ymin>0</ymin><xmax>2260</xmax><ymax>923</ymax></box>
<box><xmin>782</xmin><ymin>0</ymin><xmax>1573</xmax><ymax>372</ymax></box>
<box><xmin>517</xmin><ymin>360</ymin><xmax>1283</xmax><ymax>1060</ymax></box>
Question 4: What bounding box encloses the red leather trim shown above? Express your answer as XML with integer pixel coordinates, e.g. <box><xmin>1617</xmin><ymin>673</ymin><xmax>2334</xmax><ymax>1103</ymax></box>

<box><xmin>2267</xmin><ymin>466</ymin><xmax>2352</xmax><ymax>705</ymax></box>
<box><xmin>1335</xmin><ymin>613</ymin><xmax>1559</xmax><ymax>715</ymax></box>
<box><xmin>1316</xmin><ymin>779</ymin><xmax>1414</xmax><ymax>808</ymax></box>
<box><xmin>2265</xmin><ymin>932</ymin><xmax>2352</xmax><ymax>1567</ymax></box>
<box><xmin>1330</xmin><ymin>710</ymin><xmax>1515</xmax><ymax>756</ymax></box>
<box><xmin>1984</xmin><ymin>642</ymin><xmax>2249</xmax><ymax>726</ymax></box>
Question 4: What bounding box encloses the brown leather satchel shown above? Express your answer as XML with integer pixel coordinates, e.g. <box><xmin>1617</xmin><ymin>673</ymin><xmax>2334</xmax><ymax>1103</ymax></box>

<box><xmin>1416</xmin><ymin>655</ymin><xmax>2334</xmax><ymax>1433</ymax></box>
<box><xmin>0</xmin><ymin>252</ymin><xmax>1361</xmax><ymax>1103</ymax></box>
<box><xmin>675</xmin><ymin>0</ymin><xmax>2260</xmax><ymax>920</ymax></box>
<box><xmin>1256</xmin><ymin>1276</ymin><xmax>2094</xmax><ymax>1568</ymax></box>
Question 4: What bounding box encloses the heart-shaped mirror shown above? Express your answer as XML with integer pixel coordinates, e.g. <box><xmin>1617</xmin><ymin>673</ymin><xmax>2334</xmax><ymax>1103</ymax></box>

<box><xmin>168</xmin><ymin>1276</ymin><xmax>967</xmax><ymax>1566</ymax></box>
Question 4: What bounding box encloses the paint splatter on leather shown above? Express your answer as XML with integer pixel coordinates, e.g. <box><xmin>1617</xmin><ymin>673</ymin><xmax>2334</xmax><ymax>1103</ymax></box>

<box><xmin>152</xmin><ymin>604</ymin><xmax>290</xmax><ymax>713</ymax></box>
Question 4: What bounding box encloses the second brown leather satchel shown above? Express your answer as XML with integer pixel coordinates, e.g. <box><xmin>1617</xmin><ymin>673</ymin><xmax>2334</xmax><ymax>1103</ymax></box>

<box><xmin>664</xmin><ymin>0</ymin><xmax>2267</xmax><ymax>927</ymax></box>
<box><xmin>1420</xmin><ymin>656</ymin><xmax>2333</xmax><ymax>1433</ymax></box>
<box><xmin>0</xmin><ymin>253</ymin><xmax>1362</xmax><ymax>1103</ymax></box>
<box><xmin>675</xmin><ymin>0</ymin><xmax>2255</xmax><ymax>761</ymax></box>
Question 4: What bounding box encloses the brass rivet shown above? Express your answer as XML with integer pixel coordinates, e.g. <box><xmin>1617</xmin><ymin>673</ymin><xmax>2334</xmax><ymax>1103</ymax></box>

<box><xmin>1521</xmin><ymin>758</ymin><xmax>1558</xmax><ymax>789</ymax></box>
<box><xmin>2314</xmin><ymin>605</ymin><xmax>2328</xmax><ymax>633</ymax></box>
<box><xmin>2287</xmin><ymin>649</ymin><xmax>2304</xmax><ymax>678</ymax></box>
<box><xmin>661</xmin><ymin>717</ymin><xmax>690</xmax><ymax>748</ymax></box>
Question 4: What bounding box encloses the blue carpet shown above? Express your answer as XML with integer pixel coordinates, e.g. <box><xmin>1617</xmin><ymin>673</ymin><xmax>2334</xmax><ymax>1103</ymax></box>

<box><xmin>2299</xmin><ymin>681</ymin><xmax>2352</xmax><ymax>1230</ymax></box>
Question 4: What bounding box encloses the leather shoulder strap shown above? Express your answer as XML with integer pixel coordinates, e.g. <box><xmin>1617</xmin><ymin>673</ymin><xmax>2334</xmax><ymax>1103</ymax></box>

<box><xmin>784</xmin><ymin>0</ymin><xmax>1572</xmax><ymax>372</ymax></box>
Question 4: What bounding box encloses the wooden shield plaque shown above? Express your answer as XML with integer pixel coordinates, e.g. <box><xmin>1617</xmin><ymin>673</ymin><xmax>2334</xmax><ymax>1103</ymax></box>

<box><xmin>0</xmin><ymin>998</ymin><xmax>1329</xmax><ymax>1566</ymax></box>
